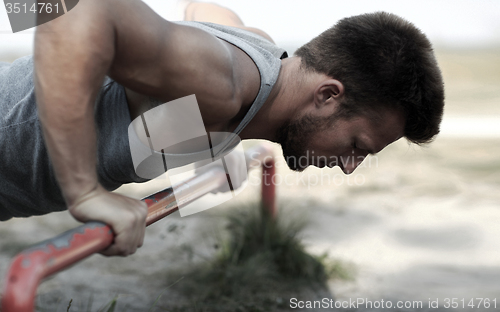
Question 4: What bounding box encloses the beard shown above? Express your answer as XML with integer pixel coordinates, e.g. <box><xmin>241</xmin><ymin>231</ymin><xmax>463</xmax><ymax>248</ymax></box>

<box><xmin>275</xmin><ymin>114</ymin><xmax>334</xmax><ymax>172</ymax></box>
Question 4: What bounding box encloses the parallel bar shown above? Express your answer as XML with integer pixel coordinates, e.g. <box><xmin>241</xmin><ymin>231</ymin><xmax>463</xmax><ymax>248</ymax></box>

<box><xmin>1</xmin><ymin>144</ymin><xmax>275</xmax><ymax>312</ymax></box>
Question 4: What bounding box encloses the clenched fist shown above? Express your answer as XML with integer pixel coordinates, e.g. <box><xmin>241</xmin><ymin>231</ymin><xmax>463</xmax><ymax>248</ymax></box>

<box><xmin>68</xmin><ymin>185</ymin><xmax>148</xmax><ymax>257</ymax></box>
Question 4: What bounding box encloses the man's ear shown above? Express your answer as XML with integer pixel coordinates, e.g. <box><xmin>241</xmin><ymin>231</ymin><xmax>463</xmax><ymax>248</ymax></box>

<box><xmin>313</xmin><ymin>79</ymin><xmax>344</xmax><ymax>108</ymax></box>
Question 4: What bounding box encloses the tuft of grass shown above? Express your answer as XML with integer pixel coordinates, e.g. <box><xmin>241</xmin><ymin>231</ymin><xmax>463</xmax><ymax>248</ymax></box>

<box><xmin>163</xmin><ymin>201</ymin><xmax>355</xmax><ymax>311</ymax></box>
<box><xmin>217</xmin><ymin>203</ymin><xmax>328</xmax><ymax>283</ymax></box>
<box><xmin>316</xmin><ymin>253</ymin><xmax>356</xmax><ymax>281</ymax></box>
<box><xmin>97</xmin><ymin>295</ymin><xmax>118</xmax><ymax>312</ymax></box>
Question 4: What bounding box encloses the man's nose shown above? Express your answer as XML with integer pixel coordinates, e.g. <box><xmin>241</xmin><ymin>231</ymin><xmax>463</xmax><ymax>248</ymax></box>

<box><xmin>341</xmin><ymin>164</ymin><xmax>357</xmax><ymax>175</ymax></box>
<box><xmin>341</xmin><ymin>151</ymin><xmax>368</xmax><ymax>174</ymax></box>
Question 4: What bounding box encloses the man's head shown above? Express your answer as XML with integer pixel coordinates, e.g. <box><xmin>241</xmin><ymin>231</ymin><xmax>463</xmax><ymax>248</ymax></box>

<box><xmin>278</xmin><ymin>12</ymin><xmax>444</xmax><ymax>173</ymax></box>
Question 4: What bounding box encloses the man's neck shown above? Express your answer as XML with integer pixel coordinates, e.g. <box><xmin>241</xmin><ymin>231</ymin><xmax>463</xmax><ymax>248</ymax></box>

<box><xmin>238</xmin><ymin>56</ymin><xmax>312</xmax><ymax>142</ymax></box>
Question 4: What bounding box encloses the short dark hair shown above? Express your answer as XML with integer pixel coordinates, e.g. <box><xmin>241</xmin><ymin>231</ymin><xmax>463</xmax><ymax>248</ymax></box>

<box><xmin>295</xmin><ymin>12</ymin><xmax>445</xmax><ymax>144</ymax></box>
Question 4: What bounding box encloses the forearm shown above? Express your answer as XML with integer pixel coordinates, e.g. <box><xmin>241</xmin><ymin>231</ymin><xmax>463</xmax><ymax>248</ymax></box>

<box><xmin>34</xmin><ymin>1</ymin><xmax>115</xmax><ymax>205</ymax></box>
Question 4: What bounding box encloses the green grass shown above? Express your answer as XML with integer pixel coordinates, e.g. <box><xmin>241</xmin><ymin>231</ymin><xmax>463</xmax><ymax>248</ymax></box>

<box><xmin>160</xmin><ymin>202</ymin><xmax>355</xmax><ymax>311</ymax></box>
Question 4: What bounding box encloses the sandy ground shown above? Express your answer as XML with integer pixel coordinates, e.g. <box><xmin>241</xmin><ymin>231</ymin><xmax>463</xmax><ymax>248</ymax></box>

<box><xmin>1</xmin><ymin>50</ymin><xmax>500</xmax><ymax>311</ymax></box>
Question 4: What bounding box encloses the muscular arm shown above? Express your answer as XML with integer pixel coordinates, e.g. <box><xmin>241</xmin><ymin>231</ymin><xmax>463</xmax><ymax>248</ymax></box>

<box><xmin>35</xmin><ymin>0</ymin><xmax>114</xmax><ymax>205</ymax></box>
<box><xmin>34</xmin><ymin>0</ymin><xmax>241</xmax><ymax>256</ymax></box>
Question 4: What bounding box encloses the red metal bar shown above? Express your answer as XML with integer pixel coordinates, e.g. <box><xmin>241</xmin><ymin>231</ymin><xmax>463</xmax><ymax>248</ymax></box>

<box><xmin>261</xmin><ymin>157</ymin><xmax>277</xmax><ymax>218</ymax></box>
<box><xmin>1</xmin><ymin>144</ymin><xmax>275</xmax><ymax>312</ymax></box>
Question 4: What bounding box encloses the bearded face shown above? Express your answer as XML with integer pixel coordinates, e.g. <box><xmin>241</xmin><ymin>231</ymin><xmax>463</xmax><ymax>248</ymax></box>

<box><xmin>275</xmin><ymin>114</ymin><xmax>334</xmax><ymax>172</ymax></box>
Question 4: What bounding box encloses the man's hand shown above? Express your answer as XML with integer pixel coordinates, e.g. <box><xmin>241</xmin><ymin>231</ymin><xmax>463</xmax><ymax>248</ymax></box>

<box><xmin>68</xmin><ymin>185</ymin><xmax>148</xmax><ymax>257</ymax></box>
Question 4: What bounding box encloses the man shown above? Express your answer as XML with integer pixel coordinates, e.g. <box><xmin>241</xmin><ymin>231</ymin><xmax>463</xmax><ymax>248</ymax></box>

<box><xmin>0</xmin><ymin>0</ymin><xmax>444</xmax><ymax>257</ymax></box>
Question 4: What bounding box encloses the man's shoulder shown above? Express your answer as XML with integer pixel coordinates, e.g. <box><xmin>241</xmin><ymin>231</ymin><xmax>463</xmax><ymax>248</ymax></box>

<box><xmin>178</xmin><ymin>21</ymin><xmax>287</xmax><ymax>60</ymax></box>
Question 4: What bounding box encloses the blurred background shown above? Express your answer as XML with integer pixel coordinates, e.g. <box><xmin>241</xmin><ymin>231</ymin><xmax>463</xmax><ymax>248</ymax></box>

<box><xmin>1</xmin><ymin>1</ymin><xmax>499</xmax><ymax>311</ymax></box>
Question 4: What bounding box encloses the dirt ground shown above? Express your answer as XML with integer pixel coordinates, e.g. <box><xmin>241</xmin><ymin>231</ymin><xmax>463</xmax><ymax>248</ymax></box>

<box><xmin>1</xmin><ymin>50</ymin><xmax>500</xmax><ymax>311</ymax></box>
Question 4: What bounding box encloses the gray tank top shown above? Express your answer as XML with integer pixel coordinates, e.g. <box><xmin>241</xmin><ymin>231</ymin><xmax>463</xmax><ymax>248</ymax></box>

<box><xmin>0</xmin><ymin>22</ymin><xmax>287</xmax><ymax>220</ymax></box>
